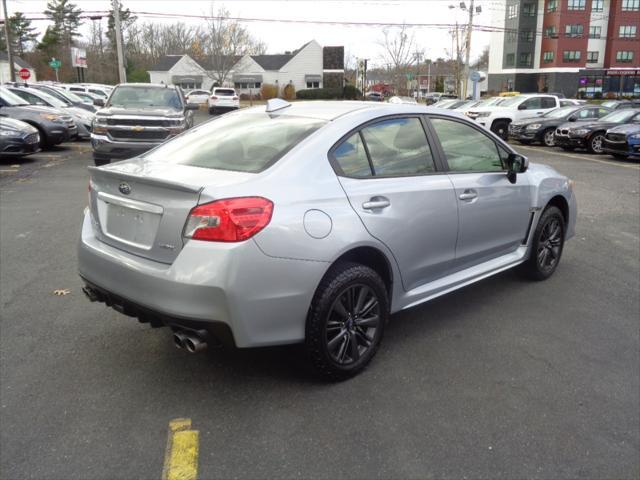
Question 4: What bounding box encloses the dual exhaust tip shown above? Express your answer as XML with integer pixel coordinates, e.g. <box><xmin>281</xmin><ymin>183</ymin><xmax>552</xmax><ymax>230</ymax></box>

<box><xmin>173</xmin><ymin>331</ymin><xmax>207</xmax><ymax>353</ymax></box>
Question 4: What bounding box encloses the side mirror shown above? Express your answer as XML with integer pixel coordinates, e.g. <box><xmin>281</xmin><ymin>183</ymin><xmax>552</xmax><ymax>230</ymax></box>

<box><xmin>93</xmin><ymin>98</ymin><xmax>105</xmax><ymax>107</ymax></box>
<box><xmin>568</xmin><ymin>115</ymin><xmax>577</xmax><ymax>121</ymax></box>
<box><xmin>518</xmin><ymin>104</ymin><xmax>527</xmax><ymax>110</ymax></box>
<box><xmin>185</xmin><ymin>103</ymin><xmax>199</xmax><ymax>110</ymax></box>
<box><xmin>507</xmin><ymin>153</ymin><xmax>528</xmax><ymax>183</ymax></box>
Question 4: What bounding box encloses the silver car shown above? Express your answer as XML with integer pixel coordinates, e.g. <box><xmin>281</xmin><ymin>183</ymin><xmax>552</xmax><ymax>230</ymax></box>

<box><xmin>78</xmin><ymin>100</ymin><xmax>577</xmax><ymax>379</ymax></box>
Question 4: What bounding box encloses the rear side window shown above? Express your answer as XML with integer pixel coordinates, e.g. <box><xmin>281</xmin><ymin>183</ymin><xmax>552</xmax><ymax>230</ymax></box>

<box><xmin>333</xmin><ymin>133</ymin><xmax>372</xmax><ymax>178</ymax></box>
<box><xmin>361</xmin><ymin>118</ymin><xmax>435</xmax><ymax>175</ymax></box>
<box><xmin>541</xmin><ymin>97</ymin><xmax>556</xmax><ymax>108</ymax></box>
<box><xmin>430</xmin><ymin>118</ymin><xmax>504</xmax><ymax>172</ymax></box>
<box><xmin>144</xmin><ymin>113</ymin><xmax>326</xmax><ymax>173</ymax></box>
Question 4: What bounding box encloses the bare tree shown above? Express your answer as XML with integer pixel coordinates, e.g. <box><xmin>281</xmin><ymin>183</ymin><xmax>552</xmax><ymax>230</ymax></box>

<box><xmin>378</xmin><ymin>24</ymin><xmax>415</xmax><ymax>94</ymax></box>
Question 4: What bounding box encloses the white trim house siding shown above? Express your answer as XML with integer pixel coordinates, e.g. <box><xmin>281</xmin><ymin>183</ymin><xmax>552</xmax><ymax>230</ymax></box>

<box><xmin>277</xmin><ymin>40</ymin><xmax>323</xmax><ymax>91</ymax></box>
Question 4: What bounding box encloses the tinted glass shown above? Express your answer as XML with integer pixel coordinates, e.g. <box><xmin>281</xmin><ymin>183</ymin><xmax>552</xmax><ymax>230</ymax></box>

<box><xmin>0</xmin><ymin>87</ymin><xmax>29</xmax><ymax>106</ymax></box>
<box><xmin>214</xmin><ymin>89</ymin><xmax>235</xmax><ymax>96</ymax></box>
<box><xmin>430</xmin><ymin>118</ymin><xmax>504</xmax><ymax>172</ymax></box>
<box><xmin>544</xmin><ymin>106</ymin><xmax>579</xmax><ymax>118</ymax></box>
<box><xmin>541</xmin><ymin>97</ymin><xmax>556</xmax><ymax>108</ymax></box>
<box><xmin>600</xmin><ymin>110</ymin><xmax>638</xmax><ymax>123</ymax></box>
<box><xmin>334</xmin><ymin>133</ymin><xmax>372</xmax><ymax>177</ymax></box>
<box><xmin>109</xmin><ymin>86</ymin><xmax>182</xmax><ymax>110</ymax></box>
<box><xmin>144</xmin><ymin>113</ymin><xmax>326</xmax><ymax>173</ymax></box>
<box><xmin>522</xmin><ymin>97</ymin><xmax>542</xmax><ymax>109</ymax></box>
<box><xmin>361</xmin><ymin>118</ymin><xmax>435</xmax><ymax>176</ymax></box>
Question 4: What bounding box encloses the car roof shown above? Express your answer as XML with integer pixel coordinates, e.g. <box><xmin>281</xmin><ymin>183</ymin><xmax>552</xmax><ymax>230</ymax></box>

<box><xmin>243</xmin><ymin>100</ymin><xmax>461</xmax><ymax>121</ymax></box>
<box><xmin>115</xmin><ymin>83</ymin><xmax>178</xmax><ymax>89</ymax></box>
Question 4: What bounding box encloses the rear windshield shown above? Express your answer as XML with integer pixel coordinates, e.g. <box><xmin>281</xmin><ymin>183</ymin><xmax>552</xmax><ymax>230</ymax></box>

<box><xmin>143</xmin><ymin>112</ymin><xmax>327</xmax><ymax>173</ymax></box>
<box><xmin>214</xmin><ymin>89</ymin><xmax>235</xmax><ymax>96</ymax></box>
<box><xmin>108</xmin><ymin>86</ymin><xmax>182</xmax><ymax>110</ymax></box>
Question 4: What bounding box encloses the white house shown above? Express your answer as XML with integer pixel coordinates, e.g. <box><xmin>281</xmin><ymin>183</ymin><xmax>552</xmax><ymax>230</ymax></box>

<box><xmin>0</xmin><ymin>52</ymin><xmax>37</xmax><ymax>83</ymax></box>
<box><xmin>147</xmin><ymin>40</ymin><xmax>344</xmax><ymax>95</ymax></box>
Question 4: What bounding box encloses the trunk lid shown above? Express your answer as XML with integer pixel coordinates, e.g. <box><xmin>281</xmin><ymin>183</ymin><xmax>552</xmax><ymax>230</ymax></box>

<box><xmin>88</xmin><ymin>157</ymin><xmax>255</xmax><ymax>264</ymax></box>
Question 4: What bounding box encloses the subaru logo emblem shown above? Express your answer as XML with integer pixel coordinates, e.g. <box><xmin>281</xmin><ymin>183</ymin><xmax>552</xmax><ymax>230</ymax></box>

<box><xmin>119</xmin><ymin>182</ymin><xmax>131</xmax><ymax>195</ymax></box>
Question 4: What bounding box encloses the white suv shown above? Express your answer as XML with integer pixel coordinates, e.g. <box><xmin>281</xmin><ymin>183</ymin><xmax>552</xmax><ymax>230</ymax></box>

<box><xmin>208</xmin><ymin>88</ymin><xmax>239</xmax><ymax>115</ymax></box>
<box><xmin>466</xmin><ymin>94</ymin><xmax>561</xmax><ymax>140</ymax></box>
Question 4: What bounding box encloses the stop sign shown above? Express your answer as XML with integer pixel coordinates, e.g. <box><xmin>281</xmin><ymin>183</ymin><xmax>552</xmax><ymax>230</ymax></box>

<box><xmin>18</xmin><ymin>68</ymin><xmax>30</xmax><ymax>80</ymax></box>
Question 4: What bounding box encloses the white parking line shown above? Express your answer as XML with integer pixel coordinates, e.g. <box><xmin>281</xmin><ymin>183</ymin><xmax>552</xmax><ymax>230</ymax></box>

<box><xmin>517</xmin><ymin>145</ymin><xmax>640</xmax><ymax>170</ymax></box>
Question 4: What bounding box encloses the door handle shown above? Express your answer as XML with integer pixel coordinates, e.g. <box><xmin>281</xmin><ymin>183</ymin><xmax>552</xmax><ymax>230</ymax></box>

<box><xmin>362</xmin><ymin>197</ymin><xmax>390</xmax><ymax>210</ymax></box>
<box><xmin>458</xmin><ymin>190</ymin><xmax>478</xmax><ymax>201</ymax></box>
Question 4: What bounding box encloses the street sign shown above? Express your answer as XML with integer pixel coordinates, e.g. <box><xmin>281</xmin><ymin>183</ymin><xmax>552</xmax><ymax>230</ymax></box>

<box><xmin>49</xmin><ymin>59</ymin><xmax>61</xmax><ymax>70</ymax></box>
<box><xmin>18</xmin><ymin>68</ymin><xmax>31</xmax><ymax>80</ymax></box>
<box><xmin>470</xmin><ymin>70</ymin><xmax>481</xmax><ymax>82</ymax></box>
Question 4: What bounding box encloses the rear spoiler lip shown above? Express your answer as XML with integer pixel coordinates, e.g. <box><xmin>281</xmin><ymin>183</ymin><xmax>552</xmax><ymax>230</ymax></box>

<box><xmin>87</xmin><ymin>165</ymin><xmax>203</xmax><ymax>194</ymax></box>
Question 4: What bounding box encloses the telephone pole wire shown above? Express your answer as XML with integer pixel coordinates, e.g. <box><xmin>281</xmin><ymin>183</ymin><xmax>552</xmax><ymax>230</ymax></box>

<box><xmin>112</xmin><ymin>0</ymin><xmax>126</xmax><ymax>83</ymax></box>
<box><xmin>2</xmin><ymin>0</ymin><xmax>16</xmax><ymax>82</ymax></box>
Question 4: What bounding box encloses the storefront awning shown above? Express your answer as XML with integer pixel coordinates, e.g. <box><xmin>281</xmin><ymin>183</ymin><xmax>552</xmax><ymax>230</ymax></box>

<box><xmin>233</xmin><ymin>74</ymin><xmax>263</xmax><ymax>82</ymax></box>
<box><xmin>171</xmin><ymin>75</ymin><xmax>203</xmax><ymax>83</ymax></box>
<box><xmin>304</xmin><ymin>74</ymin><xmax>322</xmax><ymax>82</ymax></box>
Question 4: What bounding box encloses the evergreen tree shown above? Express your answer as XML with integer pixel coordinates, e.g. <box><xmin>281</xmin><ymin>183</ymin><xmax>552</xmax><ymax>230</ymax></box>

<box><xmin>0</xmin><ymin>12</ymin><xmax>39</xmax><ymax>56</ymax></box>
<box><xmin>43</xmin><ymin>0</ymin><xmax>83</xmax><ymax>49</ymax></box>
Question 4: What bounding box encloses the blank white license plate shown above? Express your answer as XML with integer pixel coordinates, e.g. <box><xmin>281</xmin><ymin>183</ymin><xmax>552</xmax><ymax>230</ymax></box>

<box><xmin>104</xmin><ymin>204</ymin><xmax>161</xmax><ymax>249</ymax></box>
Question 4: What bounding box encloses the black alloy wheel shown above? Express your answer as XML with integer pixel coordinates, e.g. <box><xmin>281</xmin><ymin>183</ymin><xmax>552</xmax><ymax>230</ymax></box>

<box><xmin>520</xmin><ymin>206</ymin><xmax>565</xmax><ymax>281</ymax></box>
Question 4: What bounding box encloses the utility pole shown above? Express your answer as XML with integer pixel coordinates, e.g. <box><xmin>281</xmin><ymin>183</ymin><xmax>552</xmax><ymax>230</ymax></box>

<box><xmin>462</xmin><ymin>0</ymin><xmax>475</xmax><ymax>99</ymax></box>
<box><xmin>112</xmin><ymin>0</ymin><xmax>126</xmax><ymax>83</ymax></box>
<box><xmin>1</xmin><ymin>0</ymin><xmax>16</xmax><ymax>82</ymax></box>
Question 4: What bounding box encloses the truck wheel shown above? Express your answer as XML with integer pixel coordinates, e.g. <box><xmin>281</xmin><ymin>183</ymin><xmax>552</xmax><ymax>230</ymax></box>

<box><xmin>491</xmin><ymin>120</ymin><xmax>510</xmax><ymax>141</ymax></box>
<box><xmin>305</xmin><ymin>261</ymin><xmax>388</xmax><ymax>381</ymax></box>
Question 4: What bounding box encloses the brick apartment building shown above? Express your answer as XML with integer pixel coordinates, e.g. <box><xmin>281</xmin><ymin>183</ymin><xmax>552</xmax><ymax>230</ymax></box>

<box><xmin>488</xmin><ymin>0</ymin><xmax>639</xmax><ymax>97</ymax></box>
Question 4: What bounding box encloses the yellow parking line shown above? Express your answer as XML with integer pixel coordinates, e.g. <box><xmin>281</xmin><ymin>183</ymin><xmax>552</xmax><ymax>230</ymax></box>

<box><xmin>517</xmin><ymin>145</ymin><xmax>640</xmax><ymax>170</ymax></box>
<box><xmin>162</xmin><ymin>418</ymin><xmax>199</xmax><ymax>480</ymax></box>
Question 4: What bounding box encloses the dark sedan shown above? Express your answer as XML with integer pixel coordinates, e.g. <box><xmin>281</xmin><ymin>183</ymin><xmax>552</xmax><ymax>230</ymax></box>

<box><xmin>510</xmin><ymin>105</ymin><xmax>611</xmax><ymax>147</ymax></box>
<box><xmin>601</xmin><ymin>99</ymin><xmax>640</xmax><ymax>110</ymax></box>
<box><xmin>602</xmin><ymin>124</ymin><xmax>640</xmax><ymax>159</ymax></box>
<box><xmin>554</xmin><ymin>109</ymin><xmax>640</xmax><ymax>153</ymax></box>
<box><xmin>0</xmin><ymin>116</ymin><xmax>40</xmax><ymax>157</ymax></box>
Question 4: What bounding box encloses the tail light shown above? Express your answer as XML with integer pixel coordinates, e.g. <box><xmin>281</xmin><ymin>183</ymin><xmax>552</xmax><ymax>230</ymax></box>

<box><xmin>184</xmin><ymin>197</ymin><xmax>273</xmax><ymax>242</ymax></box>
<box><xmin>232</xmin><ymin>96</ymin><xmax>239</xmax><ymax>100</ymax></box>
<box><xmin>210</xmin><ymin>95</ymin><xmax>218</xmax><ymax>100</ymax></box>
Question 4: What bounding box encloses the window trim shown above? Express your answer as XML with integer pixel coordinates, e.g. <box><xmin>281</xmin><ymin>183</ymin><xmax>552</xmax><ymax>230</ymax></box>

<box><xmin>423</xmin><ymin>114</ymin><xmax>513</xmax><ymax>175</ymax></box>
<box><xmin>328</xmin><ymin>114</ymin><xmax>447</xmax><ymax>179</ymax></box>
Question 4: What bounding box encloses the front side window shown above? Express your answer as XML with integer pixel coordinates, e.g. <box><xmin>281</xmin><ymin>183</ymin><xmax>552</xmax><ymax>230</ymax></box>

<box><xmin>333</xmin><ymin>132</ymin><xmax>372</xmax><ymax>178</ymax></box>
<box><xmin>144</xmin><ymin>113</ymin><xmax>326</xmax><ymax>173</ymax></box>
<box><xmin>522</xmin><ymin>97</ymin><xmax>542</xmax><ymax>109</ymax></box>
<box><xmin>360</xmin><ymin>118</ymin><xmax>436</xmax><ymax>176</ymax></box>
<box><xmin>541</xmin><ymin>97</ymin><xmax>557</xmax><ymax>109</ymax></box>
<box><xmin>430</xmin><ymin>118</ymin><xmax>504</xmax><ymax>173</ymax></box>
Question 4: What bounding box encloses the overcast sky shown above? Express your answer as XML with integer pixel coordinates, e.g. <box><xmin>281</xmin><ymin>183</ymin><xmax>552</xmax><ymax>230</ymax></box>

<box><xmin>6</xmin><ymin>0</ymin><xmax>502</xmax><ymax>68</ymax></box>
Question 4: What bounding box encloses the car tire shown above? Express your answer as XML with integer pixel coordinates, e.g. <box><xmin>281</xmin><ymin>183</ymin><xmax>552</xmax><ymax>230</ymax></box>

<box><xmin>305</xmin><ymin>261</ymin><xmax>388</xmax><ymax>381</ymax></box>
<box><xmin>520</xmin><ymin>206</ymin><xmax>565</xmax><ymax>281</ymax></box>
<box><xmin>542</xmin><ymin>128</ymin><xmax>556</xmax><ymax>147</ymax></box>
<box><xmin>208</xmin><ymin>107</ymin><xmax>215</xmax><ymax>115</ymax></box>
<box><xmin>491</xmin><ymin>120</ymin><xmax>510</xmax><ymax>141</ymax></box>
<box><xmin>588</xmin><ymin>133</ymin><xmax>605</xmax><ymax>154</ymax></box>
<box><xmin>93</xmin><ymin>155</ymin><xmax>110</xmax><ymax>166</ymax></box>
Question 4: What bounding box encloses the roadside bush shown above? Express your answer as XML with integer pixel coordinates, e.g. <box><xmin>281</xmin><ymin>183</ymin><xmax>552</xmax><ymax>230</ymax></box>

<box><xmin>239</xmin><ymin>92</ymin><xmax>261</xmax><ymax>100</ymax></box>
<box><xmin>343</xmin><ymin>84</ymin><xmax>362</xmax><ymax>100</ymax></box>
<box><xmin>260</xmin><ymin>83</ymin><xmax>278</xmax><ymax>100</ymax></box>
<box><xmin>296</xmin><ymin>88</ymin><xmax>343</xmax><ymax>100</ymax></box>
<box><xmin>282</xmin><ymin>83</ymin><xmax>296</xmax><ymax>100</ymax></box>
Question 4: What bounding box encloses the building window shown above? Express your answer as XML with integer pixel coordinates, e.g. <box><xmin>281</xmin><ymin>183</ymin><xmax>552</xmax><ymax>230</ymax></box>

<box><xmin>619</xmin><ymin>25</ymin><xmax>637</xmax><ymax>38</ymax></box>
<box><xmin>622</xmin><ymin>0</ymin><xmax>640</xmax><ymax>11</ymax></box>
<box><xmin>507</xmin><ymin>4</ymin><xmax>518</xmax><ymax>18</ymax></box>
<box><xmin>543</xmin><ymin>51</ymin><xmax>555</xmax><ymax>63</ymax></box>
<box><xmin>522</xmin><ymin>3</ymin><xmax>536</xmax><ymax>16</ymax></box>
<box><xmin>547</xmin><ymin>0</ymin><xmax>558</xmax><ymax>11</ymax></box>
<box><xmin>587</xmin><ymin>51</ymin><xmax>599</xmax><ymax>63</ymax></box>
<box><xmin>519</xmin><ymin>52</ymin><xmax>532</xmax><ymax>67</ymax></box>
<box><xmin>565</xmin><ymin>24</ymin><xmax>584</xmax><ymax>37</ymax></box>
<box><xmin>520</xmin><ymin>30</ymin><xmax>534</xmax><ymax>42</ymax></box>
<box><xmin>506</xmin><ymin>29</ymin><xmax>518</xmax><ymax>42</ymax></box>
<box><xmin>616</xmin><ymin>51</ymin><xmax>635</xmax><ymax>62</ymax></box>
<box><xmin>567</xmin><ymin>0</ymin><xmax>586</xmax><ymax>10</ymax></box>
<box><xmin>234</xmin><ymin>82</ymin><xmax>261</xmax><ymax>89</ymax></box>
<box><xmin>306</xmin><ymin>81</ymin><xmax>320</xmax><ymax>88</ymax></box>
<box><xmin>563</xmin><ymin>50</ymin><xmax>581</xmax><ymax>62</ymax></box>
<box><xmin>505</xmin><ymin>53</ymin><xmax>515</xmax><ymax>66</ymax></box>
<box><xmin>592</xmin><ymin>0</ymin><xmax>604</xmax><ymax>11</ymax></box>
<box><xmin>545</xmin><ymin>26</ymin><xmax>558</xmax><ymax>38</ymax></box>
<box><xmin>589</xmin><ymin>26</ymin><xmax>601</xmax><ymax>38</ymax></box>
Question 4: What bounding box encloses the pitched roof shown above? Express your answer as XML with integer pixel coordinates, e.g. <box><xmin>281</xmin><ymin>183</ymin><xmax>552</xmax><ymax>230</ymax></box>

<box><xmin>0</xmin><ymin>51</ymin><xmax>33</xmax><ymax>69</ymax></box>
<box><xmin>148</xmin><ymin>55</ymin><xmax>184</xmax><ymax>71</ymax></box>
<box><xmin>250</xmin><ymin>54</ymin><xmax>294</xmax><ymax>71</ymax></box>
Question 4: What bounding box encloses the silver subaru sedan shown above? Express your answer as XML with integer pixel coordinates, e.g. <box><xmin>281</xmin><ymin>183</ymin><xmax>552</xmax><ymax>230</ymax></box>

<box><xmin>78</xmin><ymin>99</ymin><xmax>577</xmax><ymax>380</ymax></box>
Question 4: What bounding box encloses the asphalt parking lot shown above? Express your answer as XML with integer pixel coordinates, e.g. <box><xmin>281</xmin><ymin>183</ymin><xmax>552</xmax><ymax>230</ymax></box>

<box><xmin>1</xmin><ymin>120</ymin><xmax>639</xmax><ymax>479</ymax></box>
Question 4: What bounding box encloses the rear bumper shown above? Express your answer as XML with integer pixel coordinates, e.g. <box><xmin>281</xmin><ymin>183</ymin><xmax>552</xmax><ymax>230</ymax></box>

<box><xmin>77</xmin><ymin>212</ymin><xmax>328</xmax><ymax>348</ymax></box>
<box><xmin>91</xmin><ymin>134</ymin><xmax>161</xmax><ymax>159</ymax></box>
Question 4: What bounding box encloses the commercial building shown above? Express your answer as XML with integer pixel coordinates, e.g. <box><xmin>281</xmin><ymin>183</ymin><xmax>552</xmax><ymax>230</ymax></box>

<box><xmin>0</xmin><ymin>52</ymin><xmax>37</xmax><ymax>83</ymax></box>
<box><xmin>488</xmin><ymin>0</ymin><xmax>639</xmax><ymax>97</ymax></box>
<box><xmin>147</xmin><ymin>40</ymin><xmax>344</xmax><ymax>95</ymax></box>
